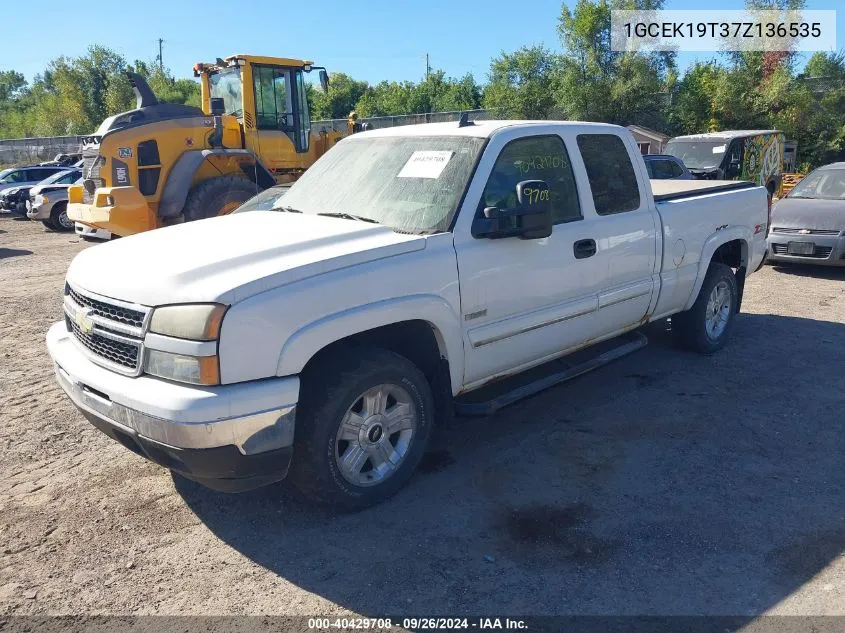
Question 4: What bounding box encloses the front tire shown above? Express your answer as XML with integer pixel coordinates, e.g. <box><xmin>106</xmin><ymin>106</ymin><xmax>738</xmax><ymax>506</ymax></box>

<box><xmin>672</xmin><ymin>263</ymin><xmax>738</xmax><ymax>354</ymax></box>
<box><xmin>50</xmin><ymin>202</ymin><xmax>74</xmax><ymax>232</ymax></box>
<box><xmin>182</xmin><ymin>176</ymin><xmax>260</xmax><ymax>223</ymax></box>
<box><xmin>291</xmin><ymin>347</ymin><xmax>434</xmax><ymax>511</ymax></box>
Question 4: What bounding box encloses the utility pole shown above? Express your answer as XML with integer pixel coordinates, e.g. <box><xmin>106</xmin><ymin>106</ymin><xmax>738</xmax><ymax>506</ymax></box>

<box><xmin>157</xmin><ymin>38</ymin><xmax>164</xmax><ymax>71</ymax></box>
<box><xmin>425</xmin><ymin>53</ymin><xmax>430</xmax><ymax>82</ymax></box>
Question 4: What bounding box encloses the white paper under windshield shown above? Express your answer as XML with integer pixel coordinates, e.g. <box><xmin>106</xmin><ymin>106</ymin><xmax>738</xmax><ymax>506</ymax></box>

<box><xmin>397</xmin><ymin>151</ymin><xmax>454</xmax><ymax>179</ymax></box>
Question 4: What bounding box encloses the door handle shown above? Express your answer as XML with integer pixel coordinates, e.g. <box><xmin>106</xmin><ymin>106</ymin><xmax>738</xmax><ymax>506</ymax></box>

<box><xmin>573</xmin><ymin>239</ymin><xmax>597</xmax><ymax>259</ymax></box>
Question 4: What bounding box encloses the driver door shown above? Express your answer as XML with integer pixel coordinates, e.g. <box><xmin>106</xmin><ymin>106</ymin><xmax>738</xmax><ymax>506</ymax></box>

<box><xmin>453</xmin><ymin>128</ymin><xmax>610</xmax><ymax>388</ymax></box>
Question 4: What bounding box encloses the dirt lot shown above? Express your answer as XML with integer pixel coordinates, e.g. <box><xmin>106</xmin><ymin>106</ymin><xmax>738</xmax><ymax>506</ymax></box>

<box><xmin>1</xmin><ymin>212</ymin><xmax>845</xmax><ymax>619</ymax></box>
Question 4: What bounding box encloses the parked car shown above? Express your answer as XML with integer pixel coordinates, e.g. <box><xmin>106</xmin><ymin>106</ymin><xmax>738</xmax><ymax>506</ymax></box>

<box><xmin>643</xmin><ymin>154</ymin><xmax>693</xmax><ymax>180</ymax></box>
<box><xmin>75</xmin><ymin>223</ymin><xmax>112</xmax><ymax>241</ymax></box>
<box><xmin>767</xmin><ymin>162</ymin><xmax>845</xmax><ymax>266</ymax></box>
<box><xmin>0</xmin><ymin>166</ymin><xmax>68</xmax><ymax>212</ymax></box>
<box><xmin>665</xmin><ymin>130</ymin><xmax>784</xmax><ymax>197</ymax></box>
<box><xmin>47</xmin><ymin>120</ymin><xmax>768</xmax><ymax>509</ymax></box>
<box><xmin>26</xmin><ymin>169</ymin><xmax>83</xmax><ymax>231</ymax></box>
<box><xmin>232</xmin><ymin>184</ymin><xmax>290</xmax><ymax>213</ymax></box>
<box><xmin>39</xmin><ymin>153</ymin><xmax>82</xmax><ymax>167</ymax></box>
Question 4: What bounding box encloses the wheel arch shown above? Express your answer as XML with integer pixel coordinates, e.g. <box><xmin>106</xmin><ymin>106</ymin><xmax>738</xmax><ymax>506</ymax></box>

<box><xmin>277</xmin><ymin>296</ymin><xmax>463</xmax><ymax>396</ymax></box>
<box><xmin>158</xmin><ymin>149</ymin><xmax>275</xmax><ymax>220</ymax></box>
<box><xmin>683</xmin><ymin>230</ymin><xmax>751</xmax><ymax>311</ymax></box>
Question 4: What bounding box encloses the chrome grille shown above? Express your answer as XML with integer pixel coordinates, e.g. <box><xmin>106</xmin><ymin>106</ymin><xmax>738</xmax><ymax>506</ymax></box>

<box><xmin>64</xmin><ymin>284</ymin><xmax>150</xmax><ymax>375</ymax></box>
<box><xmin>66</xmin><ymin>316</ymin><xmax>140</xmax><ymax>370</ymax></box>
<box><xmin>772</xmin><ymin>227</ymin><xmax>842</xmax><ymax>236</ymax></box>
<box><xmin>68</xmin><ymin>286</ymin><xmax>145</xmax><ymax>329</ymax></box>
<box><xmin>81</xmin><ymin>145</ymin><xmax>104</xmax><ymax>205</ymax></box>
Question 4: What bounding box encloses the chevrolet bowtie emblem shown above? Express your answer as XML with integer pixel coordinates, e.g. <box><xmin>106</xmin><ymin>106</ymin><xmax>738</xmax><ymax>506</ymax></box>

<box><xmin>74</xmin><ymin>307</ymin><xmax>95</xmax><ymax>334</ymax></box>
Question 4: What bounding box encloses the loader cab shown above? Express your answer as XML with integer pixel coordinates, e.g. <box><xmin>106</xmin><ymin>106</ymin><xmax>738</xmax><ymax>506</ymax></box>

<box><xmin>199</xmin><ymin>55</ymin><xmax>327</xmax><ymax>174</ymax></box>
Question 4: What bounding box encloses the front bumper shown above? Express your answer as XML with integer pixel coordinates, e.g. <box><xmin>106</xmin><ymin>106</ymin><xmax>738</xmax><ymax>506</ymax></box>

<box><xmin>27</xmin><ymin>200</ymin><xmax>53</xmax><ymax>220</ymax></box>
<box><xmin>767</xmin><ymin>233</ymin><xmax>845</xmax><ymax>267</ymax></box>
<box><xmin>47</xmin><ymin>321</ymin><xmax>299</xmax><ymax>492</ymax></box>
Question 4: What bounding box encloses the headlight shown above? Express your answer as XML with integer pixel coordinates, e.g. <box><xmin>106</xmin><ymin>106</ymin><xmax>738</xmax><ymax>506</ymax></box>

<box><xmin>6</xmin><ymin>187</ymin><xmax>19</xmax><ymax>196</ymax></box>
<box><xmin>37</xmin><ymin>195</ymin><xmax>47</xmax><ymax>204</ymax></box>
<box><xmin>149</xmin><ymin>304</ymin><xmax>226</xmax><ymax>340</ymax></box>
<box><xmin>145</xmin><ymin>349</ymin><xmax>220</xmax><ymax>385</ymax></box>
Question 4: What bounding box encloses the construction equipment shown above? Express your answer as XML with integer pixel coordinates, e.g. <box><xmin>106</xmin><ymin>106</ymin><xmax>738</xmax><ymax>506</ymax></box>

<box><xmin>68</xmin><ymin>55</ymin><xmax>347</xmax><ymax>236</ymax></box>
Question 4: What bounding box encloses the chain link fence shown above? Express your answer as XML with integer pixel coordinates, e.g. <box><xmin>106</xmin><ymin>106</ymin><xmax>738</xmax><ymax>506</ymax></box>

<box><xmin>0</xmin><ymin>136</ymin><xmax>85</xmax><ymax>168</ymax></box>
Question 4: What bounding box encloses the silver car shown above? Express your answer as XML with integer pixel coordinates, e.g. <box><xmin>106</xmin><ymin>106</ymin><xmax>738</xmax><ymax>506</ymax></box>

<box><xmin>767</xmin><ymin>162</ymin><xmax>845</xmax><ymax>266</ymax></box>
<box><xmin>25</xmin><ymin>170</ymin><xmax>82</xmax><ymax>231</ymax></box>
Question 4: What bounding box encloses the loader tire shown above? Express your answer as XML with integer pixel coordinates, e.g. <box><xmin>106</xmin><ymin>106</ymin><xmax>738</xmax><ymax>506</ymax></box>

<box><xmin>182</xmin><ymin>176</ymin><xmax>260</xmax><ymax>223</ymax></box>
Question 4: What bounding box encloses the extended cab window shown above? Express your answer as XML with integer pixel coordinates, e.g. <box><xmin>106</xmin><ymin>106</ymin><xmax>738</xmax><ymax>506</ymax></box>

<box><xmin>577</xmin><ymin>134</ymin><xmax>640</xmax><ymax>215</ymax></box>
<box><xmin>480</xmin><ymin>135</ymin><xmax>581</xmax><ymax>224</ymax></box>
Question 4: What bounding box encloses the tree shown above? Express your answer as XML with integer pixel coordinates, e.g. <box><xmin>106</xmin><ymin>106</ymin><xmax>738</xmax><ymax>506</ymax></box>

<box><xmin>555</xmin><ymin>0</ymin><xmax>672</xmax><ymax>127</ymax></box>
<box><xmin>483</xmin><ymin>46</ymin><xmax>560</xmax><ymax>118</ymax></box>
<box><xmin>310</xmin><ymin>72</ymin><xmax>368</xmax><ymax>119</ymax></box>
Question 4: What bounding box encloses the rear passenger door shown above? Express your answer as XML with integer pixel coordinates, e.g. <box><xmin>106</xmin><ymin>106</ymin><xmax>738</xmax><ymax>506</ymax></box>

<box><xmin>575</xmin><ymin>133</ymin><xmax>658</xmax><ymax>335</ymax></box>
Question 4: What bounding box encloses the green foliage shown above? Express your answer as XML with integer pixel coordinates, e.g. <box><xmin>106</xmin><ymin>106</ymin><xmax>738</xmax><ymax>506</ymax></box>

<box><xmin>310</xmin><ymin>72</ymin><xmax>369</xmax><ymax>119</ymax></box>
<box><xmin>0</xmin><ymin>46</ymin><xmax>200</xmax><ymax>138</ymax></box>
<box><xmin>355</xmin><ymin>70</ymin><xmax>482</xmax><ymax>118</ymax></box>
<box><xmin>483</xmin><ymin>46</ymin><xmax>560</xmax><ymax>118</ymax></box>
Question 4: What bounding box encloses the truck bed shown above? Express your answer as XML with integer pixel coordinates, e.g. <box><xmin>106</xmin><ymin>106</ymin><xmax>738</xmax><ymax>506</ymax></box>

<box><xmin>651</xmin><ymin>179</ymin><xmax>758</xmax><ymax>202</ymax></box>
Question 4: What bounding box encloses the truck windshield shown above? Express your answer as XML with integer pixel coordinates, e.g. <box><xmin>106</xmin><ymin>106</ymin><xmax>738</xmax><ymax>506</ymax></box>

<box><xmin>789</xmin><ymin>169</ymin><xmax>845</xmax><ymax>200</ymax></box>
<box><xmin>665</xmin><ymin>140</ymin><xmax>726</xmax><ymax>170</ymax></box>
<box><xmin>277</xmin><ymin>135</ymin><xmax>486</xmax><ymax>234</ymax></box>
<box><xmin>208</xmin><ymin>68</ymin><xmax>243</xmax><ymax>116</ymax></box>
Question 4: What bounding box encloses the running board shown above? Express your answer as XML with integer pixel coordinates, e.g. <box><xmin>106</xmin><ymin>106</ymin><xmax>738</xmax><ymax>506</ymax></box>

<box><xmin>454</xmin><ymin>331</ymin><xmax>648</xmax><ymax>416</ymax></box>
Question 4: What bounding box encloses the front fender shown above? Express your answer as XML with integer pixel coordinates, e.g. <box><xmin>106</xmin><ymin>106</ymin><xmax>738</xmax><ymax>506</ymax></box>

<box><xmin>683</xmin><ymin>226</ymin><xmax>751</xmax><ymax>311</ymax></box>
<box><xmin>277</xmin><ymin>295</ymin><xmax>465</xmax><ymax>395</ymax></box>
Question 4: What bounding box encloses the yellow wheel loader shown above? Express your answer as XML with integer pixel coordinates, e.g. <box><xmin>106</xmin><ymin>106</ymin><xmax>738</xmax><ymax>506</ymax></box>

<box><xmin>68</xmin><ymin>55</ymin><xmax>347</xmax><ymax>236</ymax></box>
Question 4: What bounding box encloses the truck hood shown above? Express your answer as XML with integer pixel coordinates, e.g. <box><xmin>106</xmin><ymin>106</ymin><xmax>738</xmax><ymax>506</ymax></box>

<box><xmin>66</xmin><ymin>211</ymin><xmax>426</xmax><ymax>306</ymax></box>
<box><xmin>31</xmin><ymin>184</ymin><xmax>71</xmax><ymax>196</ymax></box>
<box><xmin>771</xmin><ymin>198</ymin><xmax>845</xmax><ymax>232</ymax></box>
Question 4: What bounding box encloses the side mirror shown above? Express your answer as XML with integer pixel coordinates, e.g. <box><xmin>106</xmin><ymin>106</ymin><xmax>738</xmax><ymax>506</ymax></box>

<box><xmin>210</xmin><ymin>97</ymin><xmax>225</xmax><ymax>116</ymax></box>
<box><xmin>472</xmin><ymin>180</ymin><xmax>553</xmax><ymax>240</ymax></box>
<box><xmin>319</xmin><ymin>70</ymin><xmax>329</xmax><ymax>93</ymax></box>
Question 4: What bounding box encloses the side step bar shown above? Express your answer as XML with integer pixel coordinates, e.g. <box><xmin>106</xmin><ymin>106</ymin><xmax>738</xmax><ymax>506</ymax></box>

<box><xmin>454</xmin><ymin>331</ymin><xmax>648</xmax><ymax>417</ymax></box>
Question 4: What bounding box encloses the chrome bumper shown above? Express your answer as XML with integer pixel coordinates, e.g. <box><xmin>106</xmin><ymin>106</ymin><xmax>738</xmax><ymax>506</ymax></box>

<box><xmin>54</xmin><ymin>362</ymin><xmax>296</xmax><ymax>455</ymax></box>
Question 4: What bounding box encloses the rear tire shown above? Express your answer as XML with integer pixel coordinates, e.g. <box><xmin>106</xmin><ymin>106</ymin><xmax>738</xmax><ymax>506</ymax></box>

<box><xmin>672</xmin><ymin>263</ymin><xmax>738</xmax><ymax>354</ymax></box>
<box><xmin>290</xmin><ymin>347</ymin><xmax>434</xmax><ymax>511</ymax></box>
<box><xmin>182</xmin><ymin>176</ymin><xmax>260</xmax><ymax>223</ymax></box>
<box><xmin>41</xmin><ymin>220</ymin><xmax>57</xmax><ymax>230</ymax></box>
<box><xmin>50</xmin><ymin>202</ymin><xmax>74</xmax><ymax>232</ymax></box>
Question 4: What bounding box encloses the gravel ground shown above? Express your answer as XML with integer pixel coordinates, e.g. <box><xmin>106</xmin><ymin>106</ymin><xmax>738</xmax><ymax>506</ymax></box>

<box><xmin>1</xmin><ymin>212</ymin><xmax>844</xmax><ymax>619</ymax></box>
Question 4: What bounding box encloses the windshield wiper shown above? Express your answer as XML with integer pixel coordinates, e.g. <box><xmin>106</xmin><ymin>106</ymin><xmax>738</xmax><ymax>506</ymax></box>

<box><xmin>317</xmin><ymin>212</ymin><xmax>380</xmax><ymax>224</ymax></box>
<box><xmin>274</xmin><ymin>206</ymin><xmax>303</xmax><ymax>213</ymax></box>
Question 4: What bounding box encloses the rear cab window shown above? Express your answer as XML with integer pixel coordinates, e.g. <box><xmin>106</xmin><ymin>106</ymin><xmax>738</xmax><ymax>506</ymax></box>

<box><xmin>478</xmin><ymin>134</ymin><xmax>581</xmax><ymax>225</ymax></box>
<box><xmin>576</xmin><ymin>134</ymin><xmax>641</xmax><ymax>215</ymax></box>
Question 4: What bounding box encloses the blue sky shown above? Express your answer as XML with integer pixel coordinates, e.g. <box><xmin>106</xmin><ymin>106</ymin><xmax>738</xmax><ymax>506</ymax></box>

<box><xmin>3</xmin><ymin>0</ymin><xmax>842</xmax><ymax>85</ymax></box>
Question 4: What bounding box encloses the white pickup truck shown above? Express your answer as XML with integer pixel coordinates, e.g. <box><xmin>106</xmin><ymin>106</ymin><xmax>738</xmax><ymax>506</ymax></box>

<box><xmin>48</xmin><ymin>120</ymin><xmax>768</xmax><ymax>509</ymax></box>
